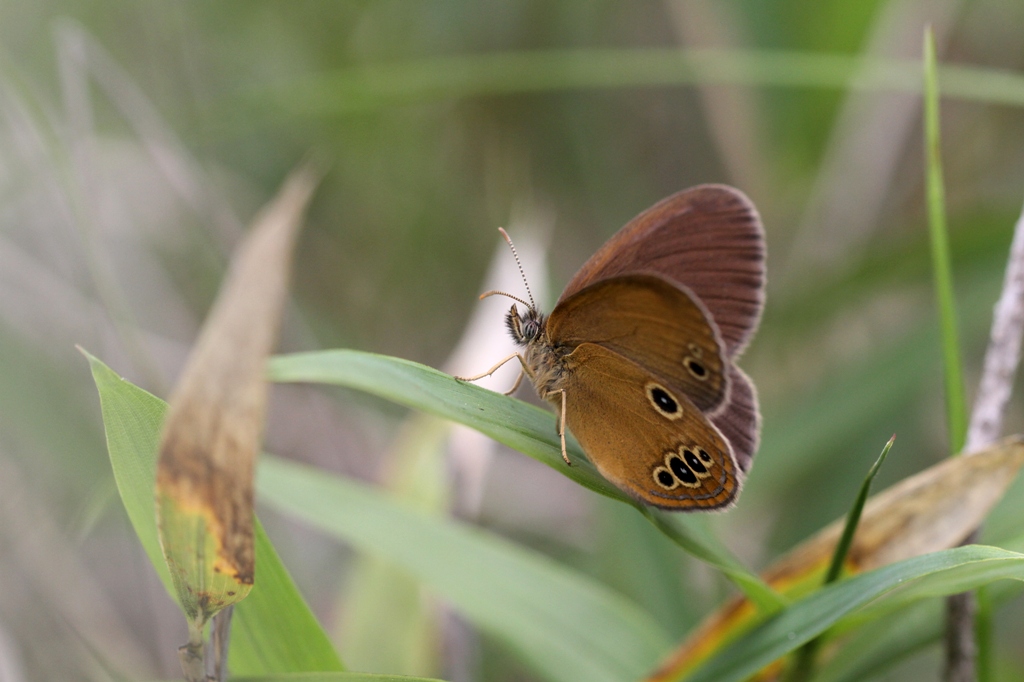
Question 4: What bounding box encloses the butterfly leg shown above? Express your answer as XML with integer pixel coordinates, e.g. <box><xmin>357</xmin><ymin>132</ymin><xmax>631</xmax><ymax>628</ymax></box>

<box><xmin>454</xmin><ymin>352</ymin><xmax>523</xmax><ymax>383</ymax></box>
<box><xmin>503</xmin><ymin>368</ymin><xmax>525</xmax><ymax>396</ymax></box>
<box><xmin>457</xmin><ymin>353</ymin><xmax>536</xmax><ymax>397</ymax></box>
<box><xmin>549</xmin><ymin>388</ymin><xmax>571</xmax><ymax>466</ymax></box>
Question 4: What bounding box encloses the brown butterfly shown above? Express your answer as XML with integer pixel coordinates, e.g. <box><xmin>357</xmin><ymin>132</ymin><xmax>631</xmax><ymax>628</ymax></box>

<box><xmin>462</xmin><ymin>185</ymin><xmax>765</xmax><ymax>511</ymax></box>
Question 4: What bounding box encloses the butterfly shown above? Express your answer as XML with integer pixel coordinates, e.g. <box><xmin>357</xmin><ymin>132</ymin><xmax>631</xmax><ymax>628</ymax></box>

<box><xmin>462</xmin><ymin>185</ymin><xmax>765</xmax><ymax>510</ymax></box>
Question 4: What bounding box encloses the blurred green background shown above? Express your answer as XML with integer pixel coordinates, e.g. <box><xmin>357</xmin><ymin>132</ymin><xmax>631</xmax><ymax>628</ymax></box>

<box><xmin>3</xmin><ymin>1</ymin><xmax>1024</xmax><ymax>680</ymax></box>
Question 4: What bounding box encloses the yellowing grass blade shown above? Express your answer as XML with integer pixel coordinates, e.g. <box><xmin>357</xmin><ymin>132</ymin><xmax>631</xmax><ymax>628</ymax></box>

<box><xmin>648</xmin><ymin>436</ymin><xmax>1024</xmax><ymax>682</ymax></box>
<box><xmin>155</xmin><ymin>165</ymin><xmax>319</xmax><ymax>677</ymax></box>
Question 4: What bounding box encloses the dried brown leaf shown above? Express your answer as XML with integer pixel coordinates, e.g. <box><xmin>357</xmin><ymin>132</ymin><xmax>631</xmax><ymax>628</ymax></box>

<box><xmin>155</xmin><ymin>165</ymin><xmax>318</xmax><ymax>627</ymax></box>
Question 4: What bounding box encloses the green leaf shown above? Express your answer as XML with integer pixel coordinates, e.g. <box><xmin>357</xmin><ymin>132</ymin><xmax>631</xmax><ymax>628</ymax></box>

<box><xmin>85</xmin><ymin>348</ymin><xmax>172</xmax><ymax>588</ymax></box>
<box><xmin>812</xmin><ymin>598</ymin><xmax>945</xmax><ymax>682</ymax></box>
<box><xmin>83</xmin><ymin>350</ymin><xmax>344</xmax><ymax>674</ymax></box>
<box><xmin>683</xmin><ymin>545</ymin><xmax>1024</xmax><ymax>682</ymax></box>
<box><xmin>815</xmin><ymin>575</ymin><xmax>1024</xmax><ymax>682</ymax></box>
<box><xmin>267</xmin><ymin>350</ymin><xmax>781</xmax><ymax>608</ymax></box>
<box><xmin>816</xmin><ymin>534</ymin><xmax>1024</xmax><ymax>682</ymax></box>
<box><xmin>257</xmin><ymin>455</ymin><xmax>672</xmax><ymax>682</ymax></box>
<box><xmin>229</xmin><ymin>529</ymin><xmax>344</xmax><ymax>675</ymax></box>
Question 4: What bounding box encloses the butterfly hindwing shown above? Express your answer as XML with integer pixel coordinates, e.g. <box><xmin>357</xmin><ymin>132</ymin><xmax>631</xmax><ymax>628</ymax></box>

<box><xmin>556</xmin><ymin>342</ymin><xmax>740</xmax><ymax>510</ymax></box>
<box><xmin>710</xmin><ymin>366</ymin><xmax>760</xmax><ymax>473</ymax></box>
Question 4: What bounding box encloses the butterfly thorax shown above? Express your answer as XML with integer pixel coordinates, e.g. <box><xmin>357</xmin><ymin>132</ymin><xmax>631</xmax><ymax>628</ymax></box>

<box><xmin>505</xmin><ymin>304</ymin><xmax>570</xmax><ymax>398</ymax></box>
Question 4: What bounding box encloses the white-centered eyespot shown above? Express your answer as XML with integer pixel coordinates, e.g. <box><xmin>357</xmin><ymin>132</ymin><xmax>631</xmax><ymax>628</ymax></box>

<box><xmin>679</xmin><ymin>446</ymin><xmax>712</xmax><ymax>479</ymax></box>
<box><xmin>645</xmin><ymin>382</ymin><xmax>683</xmax><ymax>420</ymax></box>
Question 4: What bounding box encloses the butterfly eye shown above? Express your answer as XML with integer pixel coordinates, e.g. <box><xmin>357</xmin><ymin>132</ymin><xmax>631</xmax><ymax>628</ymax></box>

<box><xmin>505</xmin><ymin>308</ymin><xmax>525</xmax><ymax>343</ymax></box>
<box><xmin>646</xmin><ymin>382</ymin><xmax>683</xmax><ymax>420</ymax></box>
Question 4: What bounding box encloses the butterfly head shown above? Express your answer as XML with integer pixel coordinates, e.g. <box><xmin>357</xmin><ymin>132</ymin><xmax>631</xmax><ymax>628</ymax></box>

<box><xmin>506</xmin><ymin>304</ymin><xmax>546</xmax><ymax>346</ymax></box>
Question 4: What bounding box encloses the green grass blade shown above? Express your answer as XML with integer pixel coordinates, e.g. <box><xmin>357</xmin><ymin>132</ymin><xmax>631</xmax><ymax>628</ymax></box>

<box><xmin>683</xmin><ymin>545</ymin><xmax>1024</xmax><ymax>682</ymax></box>
<box><xmin>784</xmin><ymin>436</ymin><xmax>895</xmax><ymax>681</ymax></box>
<box><xmin>824</xmin><ymin>435</ymin><xmax>896</xmax><ymax>585</ymax></box>
<box><xmin>813</xmin><ymin>559</ymin><xmax>1024</xmax><ymax>681</ymax></box>
<box><xmin>924</xmin><ymin>28</ymin><xmax>968</xmax><ymax>456</ymax></box>
<box><xmin>83</xmin><ymin>350</ymin><xmax>344</xmax><ymax>674</ymax></box>
<box><xmin>814</xmin><ymin>597</ymin><xmax>947</xmax><ymax>682</ymax></box>
<box><xmin>267</xmin><ymin>349</ymin><xmax>781</xmax><ymax>608</ymax></box>
<box><xmin>257</xmin><ymin>455</ymin><xmax>672</xmax><ymax>682</ymax></box>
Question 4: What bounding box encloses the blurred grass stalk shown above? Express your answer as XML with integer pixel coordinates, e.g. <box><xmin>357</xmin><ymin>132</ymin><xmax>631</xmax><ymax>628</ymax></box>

<box><xmin>923</xmin><ymin>28</ymin><xmax>968</xmax><ymax>459</ymax></box>
<box><xmin>954</xmin><ymin>196</ymin><xmax>1024</xmax><ymax>682</ymax></box>
<box><xmin>249</xmin><ymin>47</ymin><xmax>1024</xmax><ymax>117</ymax></box>
<box><xmin>923</xmin><ymin>25</ymin><xmax>978</xmax><ymax>682</ymax></box>
<box><xmin>924</xmin><ymin>24</ymin><xmax>1024</xmax><ymax>682</ymax></box>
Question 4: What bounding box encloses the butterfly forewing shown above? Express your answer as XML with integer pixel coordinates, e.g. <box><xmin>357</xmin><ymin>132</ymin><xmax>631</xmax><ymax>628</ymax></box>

<box><xmin>557</xmin><ymin>343</ymin><xmax>740</xmax><ymax>510</ymax></box>
<box><xmin>559</xmin><ymin>185</ymin><xmax>765</xmax><ymax>357</ymax></box>
<box><xmin>547</xmin><ymin>274</ymin><xmax>729</xmax><ymax>413</ymax></box>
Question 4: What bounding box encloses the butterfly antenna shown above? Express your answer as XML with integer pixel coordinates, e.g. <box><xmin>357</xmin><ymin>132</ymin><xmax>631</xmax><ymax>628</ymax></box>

<box><xmin>497</xmin><ymin>227</ymin><xmax>536</xmax><ymax>310</ymax></box>
<box><xmin>479</xmin><ymin>290</ymin><xmax>532</xmax><ymax>308</ymax></box>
